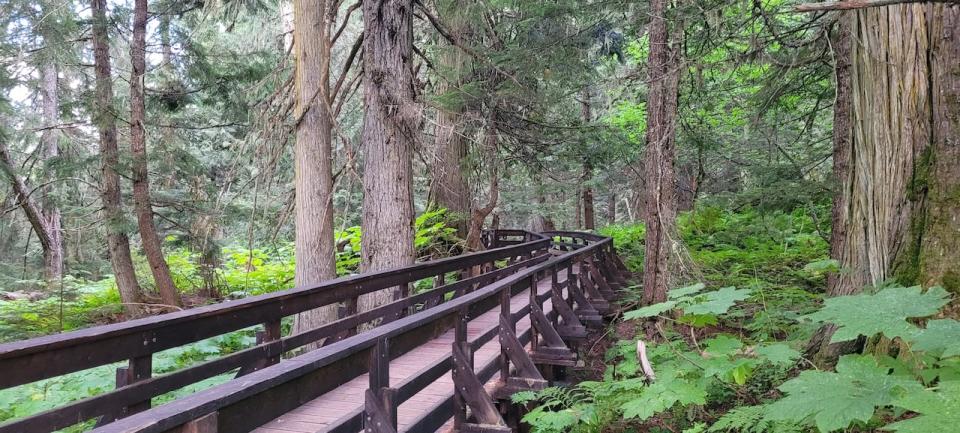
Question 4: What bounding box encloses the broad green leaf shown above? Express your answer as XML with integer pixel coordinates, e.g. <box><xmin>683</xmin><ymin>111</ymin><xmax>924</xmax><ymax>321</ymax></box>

<box><xmin>756</xmin><ymin>343</ymin><xmax>800</xmax><ymax>365</ymax></box>
<box><xmin>704</xmin><ymin>335</ymin><xmax>743</xmax><ymax>357</ymax></box>
<box><xmin>803</xmin><ymin>286</ymin><xmax>950</xmax><ymax>343</ymax></box>
<box><xmin>684</xmin><ymin>287</ymin><xmax>752</xmax><ymax>315</ymax></box>
<box><xmin>670</xmin><ymin>283</ymin><xmax>707</xmax><ymax>299</ymax></box>
<box><xmin>765</xmin><ymin>355</ymin><xmax>922</xmax><ymax>432</ymax></box>
<box><xmin>623</xmin><ymin>300</ymin><xmax>677</xmax><ymax>320</ymax></box>
<box><xmin>884</xmin><ymin>381</ymin><xmax>960</xmax><ymax>433</ymax></box>
<box><xmin>730</xmin><ymin>360</ymin><xmax>755</xmax><ymax>385</ymax></box>
<box><xmin>677</xmin><ymin>313</ymin><xmax>719</xmax><ymax>327</ymax></box>
<box><xmin>909</xmin><ymin>319</ymin><xmax>960</xmax><ymax>358</ymax></box>
<box><xmin>521</xmin><ymin>406</ymin><xmax>579</xmax><ymax>431</ymax></box>
<box><xmin>621</xmin><ymin>372</ymin><xmax>707</xmax><ymax>420</ymax></box>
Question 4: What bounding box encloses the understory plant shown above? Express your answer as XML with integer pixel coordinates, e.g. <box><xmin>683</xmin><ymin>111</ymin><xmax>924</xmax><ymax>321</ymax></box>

<box><xmin>520</xmin><ymin>282</ymin><xmax>960</xmax><ymax>433</ymax></box>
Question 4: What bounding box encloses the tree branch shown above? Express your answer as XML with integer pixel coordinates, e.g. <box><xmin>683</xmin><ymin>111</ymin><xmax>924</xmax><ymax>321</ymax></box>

<box><xmin>331</xmin><ymin>33</ymin><xmax>364</xmax><ymax>105</ymax></box>
<box><xmin>0</xmin><ymin>139</ymin><xmax>53</xmax><ymax>249</ymax></box>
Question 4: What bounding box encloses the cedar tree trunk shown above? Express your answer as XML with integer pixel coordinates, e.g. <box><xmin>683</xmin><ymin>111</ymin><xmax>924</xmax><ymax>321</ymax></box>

<box><xmin>358</xmin><ymin>0</ymin><xmax>418</xmax><ymax>313</ymax></box>
<box><xmin>291</xmin><ymin>0</ymin><xmax>339</xmax><ymax>339</ymax></box>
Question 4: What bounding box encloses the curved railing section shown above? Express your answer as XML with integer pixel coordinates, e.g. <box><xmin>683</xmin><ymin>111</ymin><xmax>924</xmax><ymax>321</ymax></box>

<box><xmin>0</xmin><ymin>229</ymin><xmax>631</xmax><ymax>433</ymax></box>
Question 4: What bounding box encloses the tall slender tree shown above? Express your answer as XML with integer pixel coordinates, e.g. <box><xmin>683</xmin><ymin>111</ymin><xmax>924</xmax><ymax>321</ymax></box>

<box><xmin>38</xmin><ymin>50</ymin><xmax>64</xmax><ymax>282</ymax></box>
<box><xmin>641</xmin><ymin>0</ymin><xmax>683</xmax><ymax>322</ymax></box>
<box><xmin>130</xmin><ymin>0</ymin><xmax>181</xmax><ymax>308</ymax></box>
<box><xmin>358</xmin><ymin>0</ymin><xmax>418</xmax><ymax>312</ymax></box>
<box><xmin>91</xmin><ymin>0</ymin><xmax>142</xmax><ymax>316</ymax></box>
<box><xmin>0</xmin><ymin>2</ymin><xmax>67</xmax><ymax>284</ymax></box>
<box><xmin>290</xmin><ymin>0</ymin><xmax>338</xmax><ymax>338</ymax></box>
<box><xmin>427</xmin><ymin>0</ymin><xmax>472</xmax><ymax>237</ymax></box>
<box><xmin>580</xmin><ymin>87</ymin><xmax>595</xmax><ymax>230</ymax></box>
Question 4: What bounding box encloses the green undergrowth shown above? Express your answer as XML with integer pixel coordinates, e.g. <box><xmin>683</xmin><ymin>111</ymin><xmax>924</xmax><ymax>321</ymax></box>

<box><xmin>0</xmin><ymin>208</ymin><xmax>461</xmax><ymax>342</ymax></box>
<box><xmin>521</xmin><ymin>207</ymin><xmax>959</xmax><ymax>433</ymax></box>
<box><xmin>0</xmin><ymin>327</ymin><xmax>261</xmax><ymax>431</ymax></box>
<box><xmin>0</xmin><ymin>209</ymin><xmax>462</xmax><ymax>431</ymax></box>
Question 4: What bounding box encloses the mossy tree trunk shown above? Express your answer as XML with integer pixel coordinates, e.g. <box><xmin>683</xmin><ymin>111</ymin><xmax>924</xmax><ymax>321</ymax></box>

<box><xmin>813</xmin><ymin>4</ymin><xmax>960</xmax><ymax>364</ymax></box>
<box><xmin>920</xmin><ymin>5</ymin><xmax>960</xmax><ymax>294</ymax></box>
<box><xmin>831</xmin><ymin>4</ymin><xmax>960</xmax><ymax>297</ymax></box>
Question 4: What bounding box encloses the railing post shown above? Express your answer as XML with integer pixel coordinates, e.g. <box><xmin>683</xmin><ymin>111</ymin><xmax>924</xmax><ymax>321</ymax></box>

<box><xmin>260</xmin><ymin>320</ymin><xmax>281</xmax><ymax>365</ymax></box>
<box><xmin>121</xmin><ymin>355</ymin><xmax>151</xmax><ymax>413</ymax></box>
<box><xmin>550</xmin><ymin>266</ymin><xmax>560</xmax><ymax>327</ymax></box>
<box><xmin>499</xmin><ymin>286</ymin><xmax>511</xmax><ymax>384</ymax></box>
<box><xmin>237</xmin><ymin>319</ymin><xmax>282</xmax><ymax>377</ymax></box>
<box><xmin>453</xmin><ymin>308</ymin><xmax>469</xmax><ymax>430</ymax></box>
<box><xmin>96</xmin><ymin>353</ymin><xmax>152</xmax><ymax>425</ymax></box>
<box><xmin>364</xmin><ymin>338</ymin><xmax>397</xmax><ymax>433</ymax></box>
<box><xmin>528</xmin><ymin>273</ymin><xmax>539</xmax><ymax>350</ymax></box>
<box><xmin>453</xmin><ymin>306</ymin><xmax>510</xmax><ymax>432</ymax></box>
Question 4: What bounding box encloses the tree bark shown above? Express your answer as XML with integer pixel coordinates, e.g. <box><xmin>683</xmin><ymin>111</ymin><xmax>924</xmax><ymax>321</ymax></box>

<box><xmin>574</xmin><ymin>191</ymin><xmax>582</xmax><ymax>229</ymax></box>
<box><xmin>832</xmin><ymin>4</ymin><xmax>960</xmax><ymax>296</ymax></box>
<box><xmin>130</xmin><ymin>0</ymin><xmax>181</xmax><ymax>308</ymax></box>
<box><xmin>921</xmin><ymin>4</ymin><xmax>960</xmax><ymax>293</ymax></box>
<box><xmin>533</xmin><ymin>180</ymin><xmax>556</xmax><ymax>232</ymax></box>
<box><xmin>91</xmin><ymin>0</ymin><xmax>143</xmax><ymax>316</ymax></box>
<box><xmin>827</xmin><ymin>14</ymin><xmax>853</xmax><ymax>297</ymax></box>
<box><xmin>582</xmin><ymin>162</ymin><xmax>595</xmax><ymax>230</ymax></box>
<box><xmin>427</xmin><ymin>0</ymin><xmax>471</xmax><ymax>237</ymax></box>
<box><xmin>641</xmin><ymin>0</ymin><xmax>683</xmax><ymax>316</ymax></box>
<box><xmin>808</xmin><ymin>13</ymin><xmax>859</xmax><ymax>365</ymax></box>
<box><xmin>358</xmin><ymin>0</ymin><xmax>418</xmax><ymax>313</ymax></box>
<box><xmin>291</xmin><ymin>0</ymin><xmax>339</xmax><ymax>341</ymax></box>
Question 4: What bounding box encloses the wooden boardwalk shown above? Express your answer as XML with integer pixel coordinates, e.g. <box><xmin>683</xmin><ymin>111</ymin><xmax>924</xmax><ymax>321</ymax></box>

<box><xmin>253</xmin><ymin>269</ymin><xmax>567</xmax><ymax>433</ymax></box>
<box><xmin>0</xmin><ymin>230</ymin><xmax>625</xmax><ymax>433</ymax></box>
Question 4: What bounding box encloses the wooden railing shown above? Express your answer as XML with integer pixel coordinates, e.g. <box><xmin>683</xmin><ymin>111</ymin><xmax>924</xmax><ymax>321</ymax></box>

<box><xmin>0</xmin><ymin>231</ymin><xmax>553</xmax><ymax>433</ymax></box>
<box><xmin>85</xmin><ymin>231</ymin><xmax>628</xmax><ymax>433</ymax></box>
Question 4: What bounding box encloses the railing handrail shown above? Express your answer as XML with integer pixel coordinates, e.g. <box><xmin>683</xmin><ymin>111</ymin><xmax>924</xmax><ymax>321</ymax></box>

<box><xmin>0</xmin><ymin>230</ymin><xmax>549</xmax><ymax>389</ymax></box>
<box><xmin>87</xmin><ymin>231</ymin><xmax>611</xmax><ymax>433</ymax></box>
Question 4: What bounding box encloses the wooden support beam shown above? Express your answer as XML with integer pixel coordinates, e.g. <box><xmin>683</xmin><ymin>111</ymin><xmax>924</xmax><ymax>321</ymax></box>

<box><xmin>498</xmin><ymin>316</ymin><xmax>544</xmax><ymax>380</ymax></box>
<box><xmin>579</xmin><ymin>270</ymin><xmax>610</xmax><ymax>314</ymax></box>
<box><xmin>586</xmin><ymin>261</ymin><xmax>616</xmax><ymax>300</ymax></box>
<box><xmin>451</xmin><ymin>342</ymin><xmax>506</xmax><ymax>427</ymax></box>
<box><xmin>363</xmin><ymin>389</ymin><xmax>397</xmax><ymax>433</ymax></box>
<box><xmin>550</xmin><ymin>270</ymin><xmax>587</xmax><ymax>342</ymax></box>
